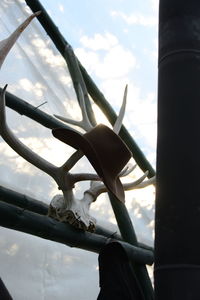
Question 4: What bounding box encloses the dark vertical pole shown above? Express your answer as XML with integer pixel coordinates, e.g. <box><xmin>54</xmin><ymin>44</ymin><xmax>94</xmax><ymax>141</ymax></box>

<box><xmin>155</xmin><ymin>0</ymin><xmax>200</xmax><ymax>299</ymax></box>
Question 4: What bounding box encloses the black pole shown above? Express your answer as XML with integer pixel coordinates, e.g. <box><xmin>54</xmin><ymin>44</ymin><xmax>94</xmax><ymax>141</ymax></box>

<box><xmin>155</xmin><ymin>0</ymin><xmax>200</xmax><ymax>299</ymax></box>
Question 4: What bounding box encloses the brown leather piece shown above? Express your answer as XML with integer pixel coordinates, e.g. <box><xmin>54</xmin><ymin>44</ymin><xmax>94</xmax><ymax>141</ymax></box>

<box><xmin>52</xmin><ymin>124</ymin><xmax>132</xmax><ymax>202</ymax></box>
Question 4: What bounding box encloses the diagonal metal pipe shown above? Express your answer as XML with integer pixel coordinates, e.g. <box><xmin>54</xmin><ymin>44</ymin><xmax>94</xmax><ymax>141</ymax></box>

<box><xmin>155</xmin><ymin>0</ymin><xmax>200</xmax><ymax>298</ymax></box>
<box><xmin>0</xmin><ymin>88</ymin><xmax>79</xmax><ymax>132</ymax></box>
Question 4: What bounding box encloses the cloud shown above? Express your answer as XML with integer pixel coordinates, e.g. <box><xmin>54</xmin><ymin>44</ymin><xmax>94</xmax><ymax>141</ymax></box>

<box><xmin>75</xmin><ymin>31</ymin><xmax>156</xmax><ymax>165</ymax></box>
<box><xmin>126</xmin><ymin>94</ymin><xmax>157</xmax><ymax>168</ymax></box>
<box><xmin>74</xmin><ymin>48</ymin><xmax>99</xmax><ymax>75</ymax></box>
<box><xmin>97</xmin><ymin>44</ymin><xmax>136</xmax><ymax>78</ymax></box>
<box><xmin>111</xmin><ymin>11</ymin><xmax>157</xmax><ymax>27</ymax></box>
<box><xmin>99</xmin><ymin>78</ymin><xmax>140</xmax><ymax>108</ymax></box>
<box><xmin>150</xmin><ymin>0</ymin><xmax>159</xmax><ymax>12</ymax></box>
<box><xmin>97</xmin><ymin>77</ymin><xmax>157</xmax><ymax>157</ymax></box>
<box><xmin>75</xmin><ymin>32</ymin><xmax>137</xmax><ymax>80</ymax></box>
<box><xmin>143</xmin><ymin>38</ymin><xmax>158</xmax><ymax>63</ymax></box>
<box><xmin>19</xmin><ymin>78</ymin><xmax>46</xmax><ymax>97</ymax></box>
<box><xmin>58</xmin><ymin>4</ymin><xmax>64</xmax><ymax>12</ymax></box>
<box><xmin>75</xmin><ymin>31</ymin><xmax>156</xmax><ymax>146</ymax></box>
<box><xmin>31</xmin><ymin>37</ymin><xmax>65</xmax><ymax>68</ymax></box>
<box><xmin>80</xmin><ymin>32</ymin><xmax>118</xmax><ymax>51</ymax></box>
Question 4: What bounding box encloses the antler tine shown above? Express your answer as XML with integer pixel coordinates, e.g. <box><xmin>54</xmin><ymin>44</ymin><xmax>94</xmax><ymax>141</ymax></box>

<box><xmin>123</xmin><ymin>171</ymin><xmax>150</xmax><ymax>191</ymax></box>
<box><xmin>54</xmin><ymin>84</ymin><xmax>93</xmax><ymax>132</ymax></box>
<box><xmin>77</xmin><ymin>83</ymin><xmax>93</xmax><ymax>131</ymax></box>
<box><xmin>53</xmin><ymin>114</ymin><xmax>83</xmax><ymax>129</ymax></box>
<box><xmin>132</xmin><ymin>176</ymin><xmax>156</xmax><ymax>189</ymax></box>
<box><xmin>0</xmin><ymin>85</ymin><xmax>58</xmax><ymax>178</ymax></box>
<box><xmin>84</xmin><ymin>173</ymin><xmax>155</xmax><ymax>202</ymax></box>
<box><xmin>113</xmin><ymin>84</ymin><xmax>128</xmax><ymax>134</ymax></box>
<box><xmin>0</xmin><ymin>11</ymin><xmax>41</xmax><ymax>69</ymax></box>
<box><xmin>119</xmin><ymin>163</ymin><xmax>137</xmax><ymax>177</ymax></box>
<box><xmin>71</xmin><ymin>172</ymin><xmax>100</xmax><ymax>183</ymax></box>
<box><xmin>85</xmin><ymin>181</ymin><xmax>106</xmax><ymax>202</ymax></box>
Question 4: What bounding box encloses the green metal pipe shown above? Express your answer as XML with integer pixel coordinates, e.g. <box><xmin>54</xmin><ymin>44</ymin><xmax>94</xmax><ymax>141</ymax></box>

<box><xmin>0</xmin><ymin>185</ymin><xmax>153</xmax><ymax>252</ymax></box>
<box><xmin>109</xmin><ymin>193</ymin><xmax>154</xmax><ymax>300</ymax></box>
<box><xmin>1</xmin><ymin>88</ymin><xmax>79</xmax><ymax>133</ymax></box>
<box><xmin>0</xmin><ymin>201</ymin><xmax>154</xmax><ymax>265</ymax></box>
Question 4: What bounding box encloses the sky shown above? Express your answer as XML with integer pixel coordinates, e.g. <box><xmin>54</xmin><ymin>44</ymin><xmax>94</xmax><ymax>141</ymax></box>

<box><xmin>0</xmin><ymin>0</ymin><xmax>158</xmax><ymax>299</ymax></box>
<box><xmin>40</xmin><ymin>0</ymin><xmax>159</xmax><ymax>167</ymax></box>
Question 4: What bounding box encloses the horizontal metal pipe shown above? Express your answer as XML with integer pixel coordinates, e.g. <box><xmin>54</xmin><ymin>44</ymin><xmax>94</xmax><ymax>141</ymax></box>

<box><xmin>0</xmin><ymin>201</ymin><xmax>154</xmax><ymax>265</ymax></box>
<box><xmin>0</xmin><ymin>185</ymin><xmax>153</xmax><ymax>252</ymax></box>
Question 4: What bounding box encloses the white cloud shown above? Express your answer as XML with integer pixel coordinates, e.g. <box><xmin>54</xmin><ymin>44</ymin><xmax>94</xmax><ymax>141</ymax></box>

<box><xmin>75</xmin><ymin>32</ymin><xmax>157</xmax><ymax>153</ymax></box>
<box><xmin>74</xmin><ymin>48</ymin><xmax>99</xmax><ymax>75</ymax></box>
<box><xmin>99</xmin><ymin>78</ymin><xmax>140</xmax><ymax>108</ymax></box>
<box><xmin>126</xmin><ymin>91</ymin><xmax>157</xmax><ymax>150</ymax></box>
<box><xmin>98</xmin><ymin>78</ymin><xmax>157</xmax><ymax>151</ymax></box>
<box><xmin>80</xmin><ymin>32</ymin><xmax>118</xmax><ymax>51</ymax></box>
<box><xmin>111</xmin><ymin>11</ymin><xmax>157</xmax><ymax>27</ymax></box>
<box><xmin>150</xmin><ymin>0</ymin><xmax>159</xmax><ymax>13</ymax></box>
<box><xmin>58</xmin><ymin>4</ymin><xmax>64</xmax><ymax>12</ymax></box>
<box><xmin>19</xmin><ymin>78</ymin><xmax>46</xmax><ymax>97</ymax></box>
<box><xmin>96</xmin><ymin>44</ymin><xmax>136</xmax><ymax>78</ymax></box>
<box><xmin>31</xmin><ymin>37</ymin><xmax>65</xmax><ymax>68</ymax></box>
<box><xmin>143</xmin><ymin>38</ymin><xmax>158</xmax><ymax>63</ymax></box>
<box><xmin>75</xmin><ymin>32</ymin><xmax>137</xmax><ymax>80</ymax></box>
<box><xmin>75</xmin><ymin>31</ymin><xmax>156</xmax><ymax>162</ymax></box>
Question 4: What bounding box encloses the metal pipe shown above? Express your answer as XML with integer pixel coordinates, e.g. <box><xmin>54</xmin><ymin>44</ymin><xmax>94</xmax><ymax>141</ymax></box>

<box><xmin>155</xmin><ymin>0</ymin><xmax>200</xmax><ymax>298</ymax></box>
<box><xmin>0</xmin><ymin>185</ymin><xmax>154</xmax><ymax>252</ymax></box>
<box><xmin>0</xmin><ymin>201</ymin><xmax>154</xmax><ymax>265</ymax></box>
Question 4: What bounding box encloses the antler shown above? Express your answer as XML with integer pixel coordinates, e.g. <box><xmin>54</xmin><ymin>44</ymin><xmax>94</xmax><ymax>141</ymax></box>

<box><xmin>49</xmin><ymin>83</ymin><xmax>130</xmax><ymax>231</ymax></box>
<box><xmin>0</xmin><ymin>11</ymin><xmax>41</xmax><ymax>69</ymax></box>
<box><xmin>0</xmin><ymin>78</ymin><xmax>152</xmax><ymax>233</ymax></box>
<box><xmin>48</xmin><ymin>84</ymin><xmax>133</xmax><ymax>230</ymax></box>
<box><xmin>54</xmin><ymin>84</ymin><xmax>93</xmax><ymax>132</ymax></box>
<box><xmin>0</xmin><ymin>12</ymin><xmax>100</xmax><ymax>231</ymax></box>
<box><xmin>0</xmin><ymin>85</ymin><xmax>98</xmax><ymax>231</ymax></box>
<box><xmin>0</xmin><ymin>85</ymin><xmax>58</xmax><ymax>179</ymax></box>
<box><xmin>85</xmin><ymin>170</ymin><xmax>155</xmax><ymax>202</ymax></box>
<box><xmin>113</xmin><ymin>84</ymin><xmax>128</xmax><ymax>134</ymax></box>
<box><xmin>54</xmin><ymin>83</ymin><xmax>128</xmax><ymax>135</ymax></box>
<box><xmin>119</xmin><ymin>163</ymin><xmax>137</xmax><ymax>177</ymax></box>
